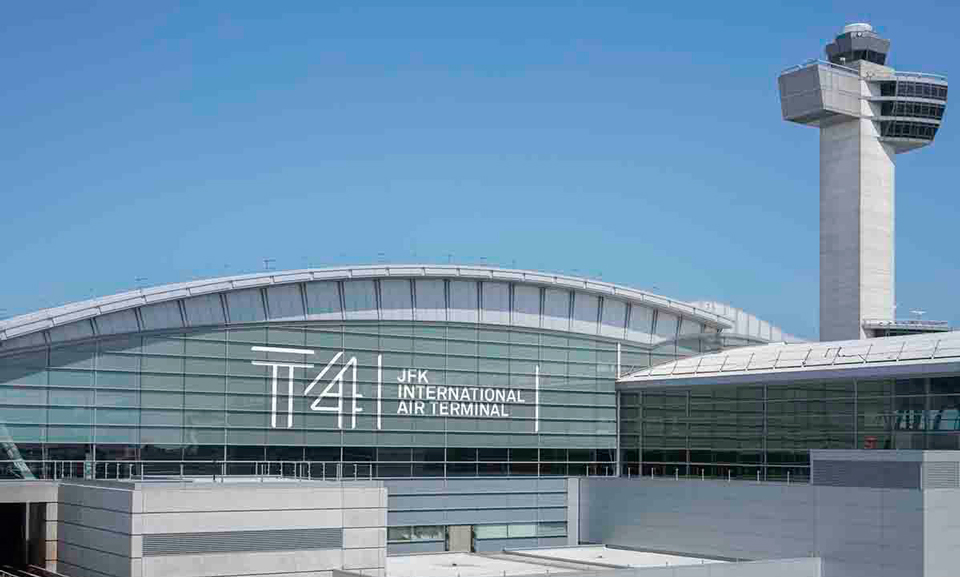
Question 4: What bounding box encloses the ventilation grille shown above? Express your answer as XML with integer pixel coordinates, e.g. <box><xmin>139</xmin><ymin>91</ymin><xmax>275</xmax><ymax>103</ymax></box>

<box><xmin>923</xmin><ymin>462</ymin><xmax>960</xmax><ymax>489</ymax></box>
<box><xmin>143</xmin><ymin>527</ymin><xmax>343</xmax><ymax>556</ymax></box>
<box><xmin>813</xmin><ymin>460</ymin><xmax>921</xmax><ymax>489</ymax></box>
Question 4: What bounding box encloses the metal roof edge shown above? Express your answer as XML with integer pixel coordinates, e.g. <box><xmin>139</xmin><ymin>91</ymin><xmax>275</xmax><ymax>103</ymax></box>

<box><xmin>0</xmin><ymin>265</ymin><xmax>733</xmax><ymax>343</ymax></box>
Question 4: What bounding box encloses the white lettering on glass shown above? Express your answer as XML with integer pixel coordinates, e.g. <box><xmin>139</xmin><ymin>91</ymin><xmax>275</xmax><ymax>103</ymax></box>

<box><xmin>250</xmin><ymin>347</ymin><xmax>539</xmax><ymax>433</ymax></box>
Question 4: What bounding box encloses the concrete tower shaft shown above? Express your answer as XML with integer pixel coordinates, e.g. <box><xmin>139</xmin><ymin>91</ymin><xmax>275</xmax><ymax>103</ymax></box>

<box><xmin>778</xmin><ymin>24</ymin><xmax>948</xmax><ymax>341</ymax></box>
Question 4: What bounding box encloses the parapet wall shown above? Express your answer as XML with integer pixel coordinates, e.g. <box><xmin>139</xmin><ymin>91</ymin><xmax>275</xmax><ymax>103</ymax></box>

<box><xmin>53</xmin><ymin>480</ymin><xmax>386</xmax><ymax>577</ymax></box>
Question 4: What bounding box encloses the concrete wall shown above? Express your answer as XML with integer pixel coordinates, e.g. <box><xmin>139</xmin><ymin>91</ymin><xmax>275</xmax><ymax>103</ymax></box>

<box><xmin>579</xmin><ymin>475</ymin><xmax>958</xmax><ymax>577</ymax></box>
<box><xmin>818</xmin><ymin>63</ymin><xmax>896</xmax><ymax>342</ymax></box>
<box><xmin>54</xmin><ymin>480</ymin><xmax>386</xmax><ymax>577</ymax></box>
<box><xmin>56</xmin><ymin>482</ymin><xmax>143</xmax><ymax>577</ymax></box>
<box><xmin>580</xmin><ymin>479</ymin><xmax>817</xmax><ymax>561</ymax></box>
<box><xmin>383</xmin><ymin>477</ymin><xmax>569</xmax><ymax>554</ymax></box>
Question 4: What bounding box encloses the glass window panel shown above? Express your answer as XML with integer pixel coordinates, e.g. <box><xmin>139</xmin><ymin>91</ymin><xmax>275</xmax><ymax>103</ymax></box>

<box><xmin>96</xmin><ymin>427</ymin><xmax>139</xmax><ymax>444</ymax></box>
<box><xmin>98</xmin><ymin>354</ymin><xmax>140</xmax><ymax>372</ymax></box>
<box><xmin>412</xmin><ymin>463</ymin><xmax>444</xmax><ymax>477</ymax></box>
<box><xmin>507</xmin><ymin>523</ymin><xmax>537</xmax><ymax>538</ymax></box>
<box><xmin>49</xmin><ymin>344</ymin><xmax>96</xmax><ymax>369</ymax></box>
<box><xmin>378</xmin><ymin>448</ymin><xmax>412</xmax><ymax>462</ymax></box>
<box><xmin>142</xmin><ymin>355</ymin><xmax>184</xmax><ymax>374</ymax></box>
<box><xmin>98</xmin><ymin>371</ymin><xmax>139</xmax><ymax>389</ymax></box>
<box><xmin>0</xmin><ymin>406</ymin><xmax>44</xmax><ymax>423</ymax></box>
<box><xmin>142</xmin><ymin>391</ymin><xmax>184</xmax><ymax>409</ymax></box>
<box><xmin>47</xmin><ymin>425</ymin><xmax>92</xmax><ymax>443</ymax></box>
<box><xmin>49</xmin><ymin>388</ymin><xmax>93</xmax><ymax>406</ymax></box>
<box><xmin>184</xmin><ymin>393</ymin><xmax>225</xmax><ymax>411</ymax></box>
<box><xmin>538</xmin><ymin>522</ymin><xmax>566</xmax><ymax>537</ymax></box>
<box><xmin>413</xmin><ymin>526</ymin><xmax>445</xmax><ymax>541</ymax></box>
<box><xmin>97</xmin><ymin>408</ymin><xmax>139</xmax><ymax>425</ymax></box>
<box><xmin>97</xmin><ymin>390</ymin><xmax>139</xmax><ymax>408</ymax></box>
<box><xmin>413</xmin><ymin>448</ymin><xmax>444</xmax><ymax>461</ymax></box>
<box><xmin>475</xmin><ymin>525</ymin><xmax>507</xmax><ymax>539</ymax></box>
<box><xmin>185</xmin><ymin>410</ymin><xmax>226</xmax><ymax>427</ymax></box>
<box><xmin>142</xmin><ymin>410</ymin><xmax>183</xmax><ymax>427</ymax></box>
<box><xmin>48</xmin><ymin>370</ymin><xmax>93</xmax><ymax>388</ymax></box>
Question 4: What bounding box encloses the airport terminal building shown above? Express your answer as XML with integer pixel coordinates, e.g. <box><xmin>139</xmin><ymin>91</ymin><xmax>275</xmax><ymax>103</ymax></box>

<box><xmin>0</xmin><ymin>21</ymin><xmax>956</xmax><ymax>577</ymax></box>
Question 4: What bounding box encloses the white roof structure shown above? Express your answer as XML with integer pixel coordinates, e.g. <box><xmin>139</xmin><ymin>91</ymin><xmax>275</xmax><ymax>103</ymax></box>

<box><xmin>0</xmin><ymin>265</ymin><xmax>736</xmax><ymax>353</ymax></box>
<box><xmin>619</xmin><ymin>331</ymin><xmax>960</xmax><ymax>386</ymax></box>
<box><xmin>386</xmin><ymin>547</ymin><xmax>722</xmax><ymax>577</ymax></box>
<box><xmin>386</xmin><ymin>552</ymin><xmax>575</xmax><ymax>577</ymax></box>
<box><xmin>689</xmin><ymin>301</ymin><xmax>803</xmax><ymax>343</ymax></box>
<box><xmin>513</xmin><ymin>546</ymin><xmax>724</xmax><ymax>569</ymax></box>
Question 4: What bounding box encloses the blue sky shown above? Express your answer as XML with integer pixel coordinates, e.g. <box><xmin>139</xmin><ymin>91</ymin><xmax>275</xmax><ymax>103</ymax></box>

<box><xmin>1</xmin><ymin>2</ymin><xmax>957</xmax><ymax>339</ymax></box>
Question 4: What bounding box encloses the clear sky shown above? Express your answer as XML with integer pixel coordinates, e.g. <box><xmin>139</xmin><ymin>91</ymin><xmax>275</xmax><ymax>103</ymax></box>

<box><xmin>1</xmin><ymin>2</ymin><xmax>957</xmax><ymax>339</ymax></box>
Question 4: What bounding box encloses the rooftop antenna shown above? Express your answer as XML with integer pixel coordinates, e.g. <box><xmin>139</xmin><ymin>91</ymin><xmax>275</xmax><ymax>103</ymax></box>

<box><xmin>378</xmin><ymin>252</ymin><xmax>386</xmax><ymax>263</ymax></box>
<box><xmin>447</xmin><ymin>253</ymin><xmax>453</xmax><ymax>264</ymax></box>
<box><xmin>135</xmin><ymin>277</ymin><xmax>148</xmax><ymax>289</ymax></box>
<box><xmin>911</xmin><ymin>309</ymin><xmax>927</xmax><ymax>319</ymax></box>
<box><xmin>263</xmin><ymin>258</ymin><xmax>275</xmax><ymax>271</ymax></box>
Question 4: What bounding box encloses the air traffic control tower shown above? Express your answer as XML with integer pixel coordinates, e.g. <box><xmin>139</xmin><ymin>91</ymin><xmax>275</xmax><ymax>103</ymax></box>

<box><xmin>779</xmin><ymin>23</ymin><xmax>948</xmax><ymax>341</ymax></box>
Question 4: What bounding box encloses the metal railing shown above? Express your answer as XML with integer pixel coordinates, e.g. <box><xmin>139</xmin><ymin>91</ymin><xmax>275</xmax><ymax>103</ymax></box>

<box><xmin>622</xmin><ymin>466</ymin><xmax>810</xmax><ymax>485</ymax></box>
<box><xmin>893</xmin><ymin>70</ymin><xmax>948</xmax><ymax>81</ymax></box>
<box><xmin>862</xmin><ymin>318</ymin><xmax>951</xmax><ymax>329</ymax></box>
<box><xmin>0</xmin><ymin>460</ymin><xmax>371</xmax><ymax>482</ymax></box>
<box><xmin>780</xmin><ymin>58</ymin><xmax>860</xmax><ymax>76</ymax></box>
<box><xmin>1</xmin><ymin>459</ymin><xmax>620</xmax><ymax>482</ymax></box>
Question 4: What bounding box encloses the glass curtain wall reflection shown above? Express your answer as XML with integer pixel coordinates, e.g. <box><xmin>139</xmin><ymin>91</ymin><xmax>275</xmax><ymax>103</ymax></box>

<box><xmin>0</xmin><ymin>321</ymin><xmax>659</xmax><ymax>479</ymax></box>
<box><xmin>619</xmin><ymin>375</ymin><xmax>960</xmax><ymax>481</ymax></box>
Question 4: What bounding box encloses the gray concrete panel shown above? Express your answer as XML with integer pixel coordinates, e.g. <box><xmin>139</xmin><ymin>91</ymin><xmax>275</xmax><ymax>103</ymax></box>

<box><xmin>579</xmin><ymin>469</ymin><xmax>960</xmax><ymax>577</ymax></box>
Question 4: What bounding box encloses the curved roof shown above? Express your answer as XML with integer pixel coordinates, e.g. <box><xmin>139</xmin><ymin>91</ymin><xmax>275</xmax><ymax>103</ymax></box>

<box><xmin>0</xmin><ymin>265</ymin><xmax>732</xmax><ymax>353</ymax></box>
<box><xmin>688</xmin><ymin>301</ymin><xmax>803</xmax><ymax>344</ymax></box>
<box><xmin>618</xmin><ymin>331</ymin><xmax>960</xmax><ymax>387</ymax></box>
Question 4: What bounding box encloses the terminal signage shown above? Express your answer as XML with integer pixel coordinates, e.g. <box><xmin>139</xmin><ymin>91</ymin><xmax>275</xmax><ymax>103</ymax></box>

<box><xmin>251</xmin><ymin>346</ymin><xmax>540</xmax><ymax>432</ymax></box>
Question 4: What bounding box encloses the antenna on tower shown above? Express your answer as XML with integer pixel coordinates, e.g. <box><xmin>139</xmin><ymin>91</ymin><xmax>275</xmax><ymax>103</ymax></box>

<box><xmin>263</xmin><ymin>258</ymin><xmax>275</xmax><ymax>271</ymax></box>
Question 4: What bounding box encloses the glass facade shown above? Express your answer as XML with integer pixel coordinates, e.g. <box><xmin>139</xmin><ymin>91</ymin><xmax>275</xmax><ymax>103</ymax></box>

<box><xmin>0</xmin><ymin>320</ymin><xmax>664</xmax><ymax>479</ymax></box>
<box><xmin>879</xmin><ymin>80</ymin><xmax>948</xmax><ymax>101</ymax></box>
<box><xmin>879</xmin><ymin>100</ymin><xmax>946</xmax><ymax>120</ymax></box>
<box><xmin>879</xmin><ymin>120</ymin><xmax>939</xmax><ymax>140</ymax></box>
<box><xmin>619</xmin><ymin>374</ymin><xmax>960</xmax><ymax>481</ymax></box>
